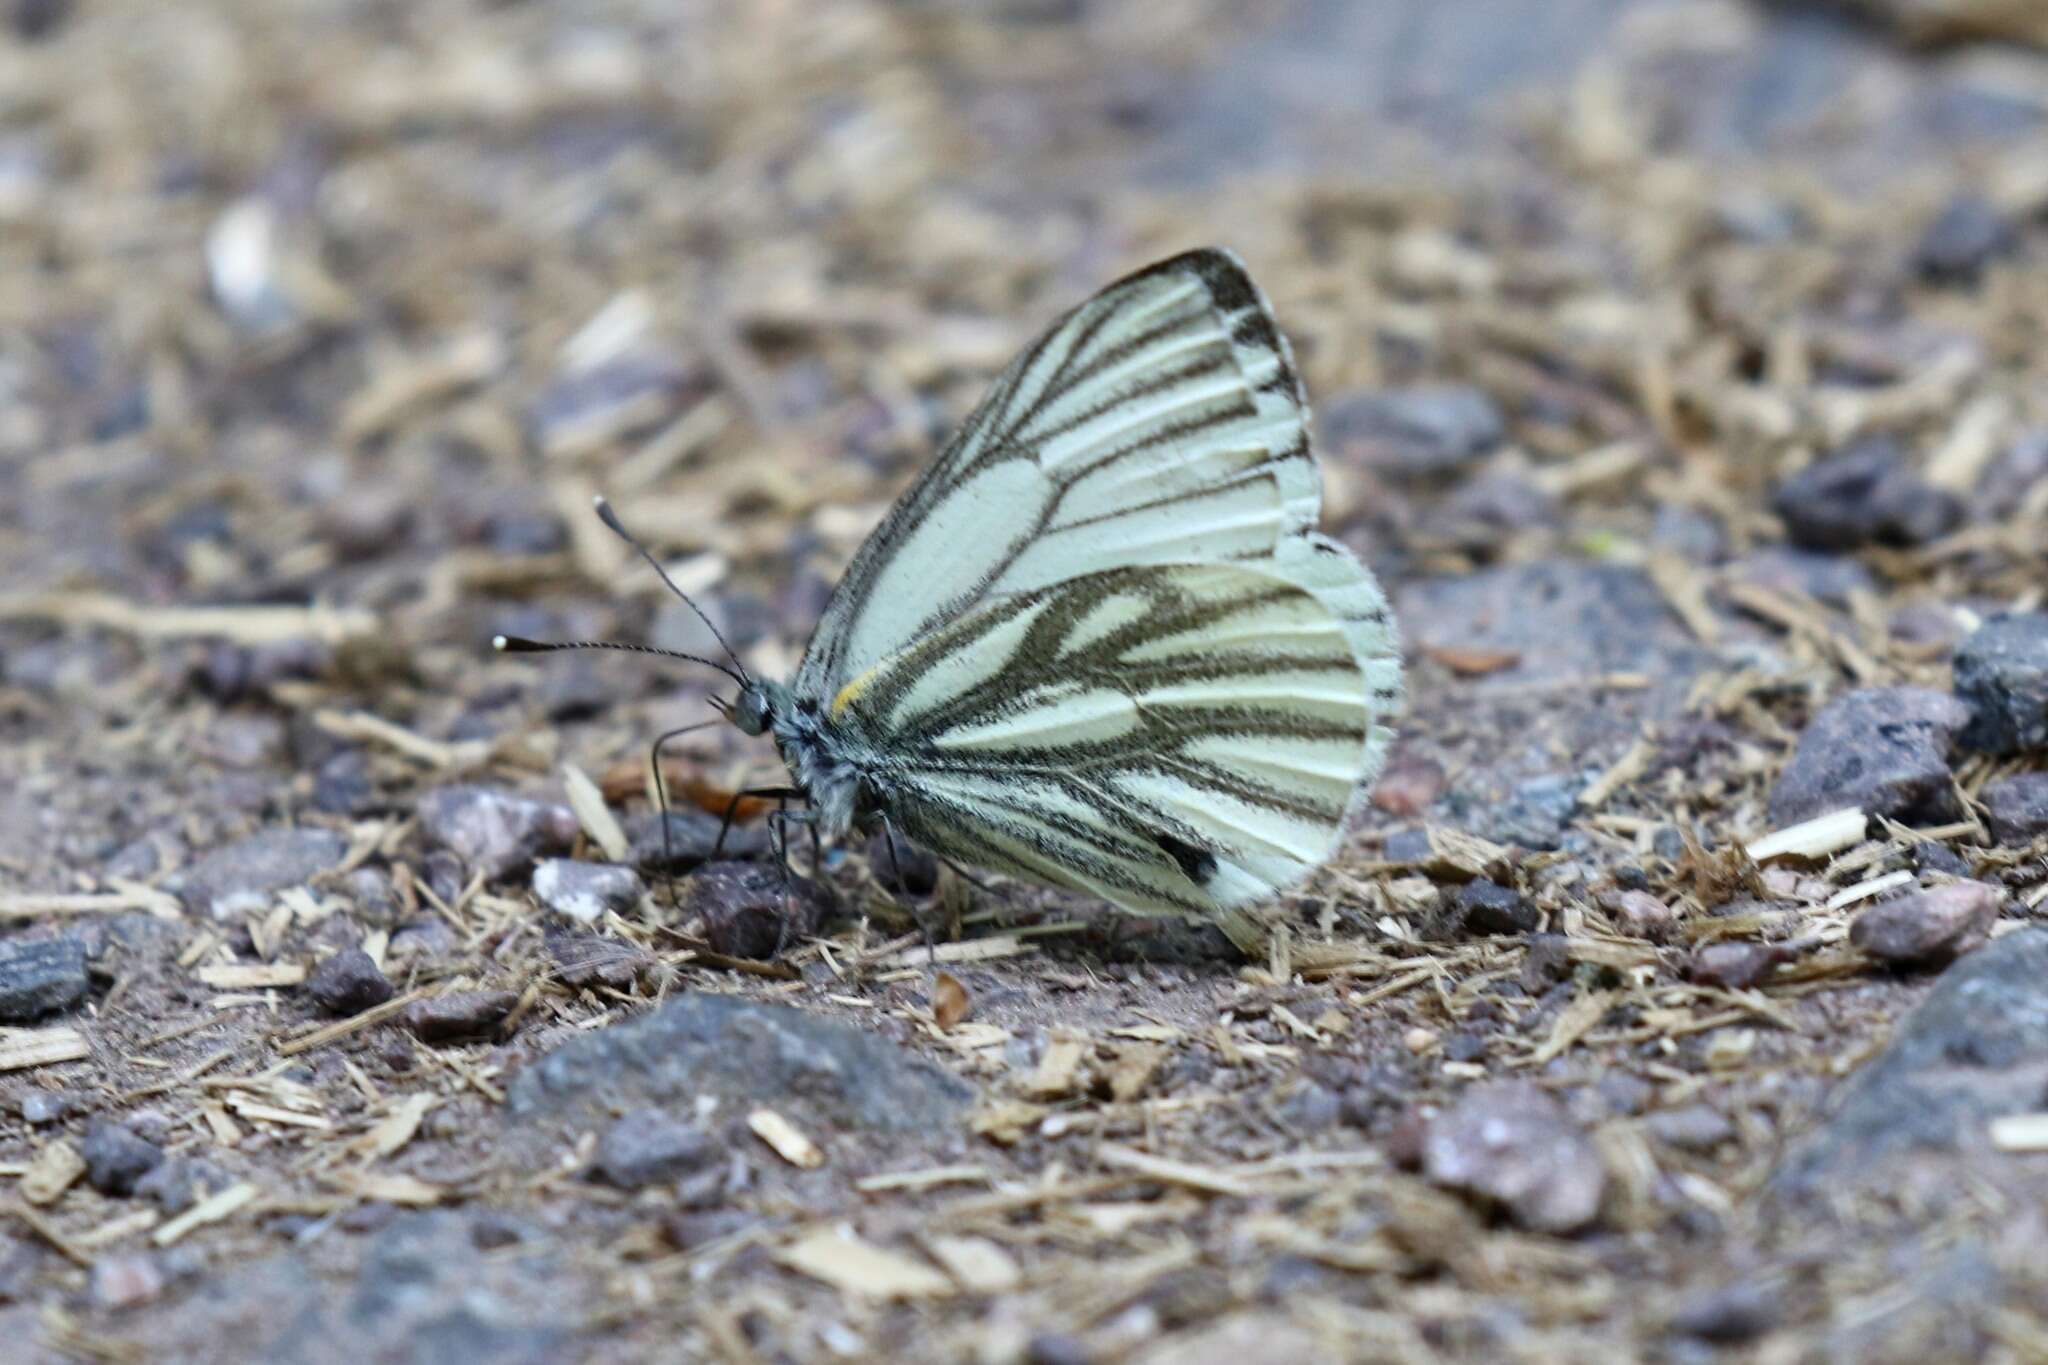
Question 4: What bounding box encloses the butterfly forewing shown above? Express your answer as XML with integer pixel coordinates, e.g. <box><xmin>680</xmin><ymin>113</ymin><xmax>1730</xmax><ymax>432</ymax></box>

<box><xmin>794</xmin><ymin>248</ymin><xmax>1324</xmax><ymax>700</ymax></box>
<box><xmin>828</xmin><ymin>562</ymin><xmax>1386</xmax><ymax>917</ymax></box>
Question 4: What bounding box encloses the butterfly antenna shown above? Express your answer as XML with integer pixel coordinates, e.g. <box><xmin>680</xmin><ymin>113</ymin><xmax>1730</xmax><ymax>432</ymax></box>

<box><xmin>492</xmin><ymin>635</ymin><xmax>748</xmax><ymax>690</ymax></box>
<box><xmin>590</xmin><ymin>494</ymin><xmax>753</xmax><ymax>686</ymax></box>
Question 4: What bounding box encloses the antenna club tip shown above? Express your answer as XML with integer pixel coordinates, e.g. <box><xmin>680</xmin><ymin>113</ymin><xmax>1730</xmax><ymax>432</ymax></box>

<box><xmin>591</xmin><ymin>493</ymin><xmax>611</xmax><ymax>511</ymax></box>
<box><xmin>491</xmin><ymin>635</ymin><xmax>509</xmax><ymax>651</ymax></box>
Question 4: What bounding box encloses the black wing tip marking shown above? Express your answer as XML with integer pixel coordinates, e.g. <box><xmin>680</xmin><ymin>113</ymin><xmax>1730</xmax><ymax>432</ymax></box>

<box><xmin>1153</xmin><ymin>830</ymin><xmax>1219</xmax><ymax>886</ymax></box>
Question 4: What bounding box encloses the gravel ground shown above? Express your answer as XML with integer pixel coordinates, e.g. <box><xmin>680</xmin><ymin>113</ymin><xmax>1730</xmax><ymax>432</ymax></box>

<box><xmin>2</xmin><ymin>2</ymin><xmax>2047</xmax><ymax>1361</ymax></box>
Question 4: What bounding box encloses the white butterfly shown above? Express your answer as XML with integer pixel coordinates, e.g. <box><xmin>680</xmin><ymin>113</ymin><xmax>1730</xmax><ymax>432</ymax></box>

<box><xmin>502</xmin><ymin>248</ymin><xmax>1402</xmax><ymax>923</ymax></box>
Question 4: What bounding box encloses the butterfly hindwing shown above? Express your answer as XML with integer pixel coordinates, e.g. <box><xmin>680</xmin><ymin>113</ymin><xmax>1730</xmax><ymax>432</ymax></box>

<box><xmin>828</xmin><ymin>561</ymin><xmax>1390</xmax><ymax>916</ymax></box>
<box><xmin>794</xmin><ymin>248</ymin><xmax>1322</xmax><ymax>701</ymax></box>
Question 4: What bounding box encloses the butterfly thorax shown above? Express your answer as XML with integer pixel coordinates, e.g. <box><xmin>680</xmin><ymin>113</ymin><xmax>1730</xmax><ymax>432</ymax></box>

<box><xmin>735</xmin><ymin>678</ymin><xmax>879</xmax><ymax>840</ymax></box>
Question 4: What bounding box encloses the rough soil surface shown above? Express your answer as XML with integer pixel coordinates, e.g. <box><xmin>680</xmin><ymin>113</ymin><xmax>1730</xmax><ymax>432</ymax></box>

<box><xmin>2</xmin><ymin>2</ymin><xmax>2047</xmax><ymax>1362</ymax></box>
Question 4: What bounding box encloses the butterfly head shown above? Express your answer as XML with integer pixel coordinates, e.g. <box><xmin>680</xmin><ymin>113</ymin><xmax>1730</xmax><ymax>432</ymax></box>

<box><xmin>729</xmin><ymin>681</ymin><xmax>778</xmax><ymax>737</ymax></box>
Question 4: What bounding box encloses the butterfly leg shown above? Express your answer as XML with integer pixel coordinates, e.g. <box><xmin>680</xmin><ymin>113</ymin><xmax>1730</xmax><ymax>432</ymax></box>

<box><xmin>875</xmin><ymin>814</ymin><xmax>942</xmax><ymax>966</ymax></box>
<box><xmin>765</xmin><ymin>798</ymin><xmax>819</xmax><ymax>960</ymax></box>
<box><xmin>645</xmin><ymin>720</ymin><xmax>722</xmax><ymax>910</ymax></box>
<box><xmin>711</xmin><ymin>785</ymin><xmax>807</xmax><ymax>860</ymax></box>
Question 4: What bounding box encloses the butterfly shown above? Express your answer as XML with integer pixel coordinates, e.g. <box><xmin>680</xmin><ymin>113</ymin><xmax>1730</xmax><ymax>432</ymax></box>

<box><xmin>500</xmin><ymin>248</ymin><xmax>1402</xmax><ymax>927</ymax></box>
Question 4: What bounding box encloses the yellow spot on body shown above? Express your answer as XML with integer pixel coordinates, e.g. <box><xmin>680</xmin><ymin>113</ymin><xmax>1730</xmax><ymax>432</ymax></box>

<box><xmin>831</xmin><ymin>666</ymin><xmax>882</xmax><ymax>719</ymax></box>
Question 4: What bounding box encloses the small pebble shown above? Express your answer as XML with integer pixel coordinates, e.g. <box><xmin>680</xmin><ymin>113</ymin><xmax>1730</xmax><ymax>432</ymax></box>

<box><xmin>593</xmin><ymin>1109</ymin><xmax>721</xmax><ymax>1189</ymax></box>
<box><xmin>1850</xmin><ymin>880</ymin><xmax>2001</xmax><ymax>968</ymax></box>
<box><xmin>135</xmin><ymin>1157</ymin><xmax>230</xmax><ymax>1215</ymax></box>
<box><xmin>1599</xmin><ymin>887</ymin><xmax>1675</xmax><ymax>939</ymax></box>
<box><xmin>1953</xmin><ymin>612</ymin><xmax>2048</xmax><ymax>757</ymax></box>
<box><xmin>82</xmin><ymin>1122</ymin><xmax>164</xmax><ymax>1197</ymax></box>
<box><xmin>1912</xmin><ymin>193</ymin><xmax>2017</xmax><ymax>284</ymax></box>
<box><xmin>532</xmin><ymin>859</ymin><xmax>645</xmax><ymax>924</ymax></box>
<box><xmin>19</xmin><ymin>1090</ymin><xmax>74</xmax><ymax>1124</ymax></box>
<box><xmin>1422</xmin><ymin>1080</ymin><xmax>1606</xmax><ymax>1234</ymax></box>
<box><xmin>1766</xmin><ymin>687</ymin><xmax>1969</xmax><ymax>827</ymax></box>
<box><xmin>1982</xmin><ymin>774</ymin><xmax>2048</xmax><ymax>847</ymax></box>
<box><xmin>0</xmin><ymin>936</ymin><xmax>90</xmax><ymax>1022</ymax></box>
<box><xmin>406</xmin><ymin>990</ymin><xmax>519</xmax><ymax>1043</ymax></box>
<box><xmin>174</xmin><ymin>827</ymin><xmax>349</xmax><ymax>919</ymax></box>
<box><xmin>417</xmin><ymin>785</ymin><xmax>579</xmax><ymax>881</ymax></box>
<box><xmin>305</xmin><ymin>947</ymin><xmax>395</xmax><ymax>1017</ymax></box>
<box><xmin>1644</xmin><ymin>1104</ymin><xmax>1735</xmax><ymax>1153</ymax></box>
<box><xmin>1686</xmin><ymin>941</ymin><xmax>1791</xmax><ymax>990</ymax></box>
<box><xmin>687</xmin><ymin>861</ymin><xmax>831</xmax><ymax>960</ymax></box>
<box><xmin>1453</xmin><ymin>879</ymin><xmax>1536</xmax><ymax>935</ymax></box>
<box><xmin>546</xmin><ymin>928</ymin><xmax>656</xmax><ymax>991</ymax></box>
<box><xmin>628</xmin><ymin>807</ymin><xmax>770</xmax><ymax>871</ymax></box>
<box><xmin>90</xmin><ymin>1253</ymin><xmax>165</xmax><ymax>1310</ymax></box>
<box><xmin>1668</xmin><ymin>1281</ymin><xmax>1783</xmax><ymax>1344</ymax></box>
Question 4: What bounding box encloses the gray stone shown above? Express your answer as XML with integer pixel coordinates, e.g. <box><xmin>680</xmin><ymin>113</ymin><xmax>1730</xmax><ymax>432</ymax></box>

<box><xmin>1600</xmin><ymin>888</ymin><xmax>1676</xmax><ymax>940</ymax></box>
<box><xmin>1771</xmin><ymin>437</ymin><xmax>1963</xmax><ymax>551</ymax></box>
<box><xmin>1727</xmin><ymin>546</ymin><xmax>1878</xmax><ymax>608</ymax></box>
<box><xmin>264</xmin><ymin>1212</ymin><xmax>581</xmax><ymax>1364</ymax></box>
<box><xmin>0</xmin><ymin>936</ymin><xmax>88</xmax><ymax>1021</ymax></box>
<box><xmin>417</xmin><ymin>785</ymin><xmax>578</xmax><ymax>881</ymax></box>
<box><xmin>1982</xmin><ymin>773</ymin><xmax>2048</xmax><ymax>846</ymax></box>
<box><xmin>687</xmin><ymin>861</ymin><xmax>831</xmax><ymax>961</ymax></box>
<box><xmin>545</xmin><ymin>929</ymin><xmax>655</xmax><ymax>992</ymax></box>
<box><xmin>507</xmin><ymin>991</ymin><xmax>973</xmax><ymax>1135</ymax></box>
<box><xmin>1953</xmin><ymin>613</ymin><xmax>2048</xmax><ymax>757</ymax></box>
<box><xmin>1773</xmin><ymin>928</ymin><xmax>2048</xmax><ymax>1199</ymax></box>
<box><xmin>174</xmin><ymin>828</ymin><xmax>348</xmax><ymax>919</ymax></box>
<box><xmin>1765</xmin><ymin>686</ymin><xmax>1970</xmax><ymax>826</ymax></box>
<box><xmin>90</xmin><ymin>1252</ymin><xmax>166</xmax><ymax>1310</ymax></box>
<box><xmin>1912</xmin><ymin>194</ymin><xmax>2017</xmax><ymax>284</ymax></box>
<box><xmin>406</xmin><ymin>990</ymin><xmax>517</xmax><ymax>1044</ymax></box>
<box><xmin>1452</xmin><ymin>879</ymin><xmax>1536</xmax><ymax>935</ymax></box>
<box><xmin>305</xmin><ymin>947</ymin><xmax>395</xmax><ymax>1016</ymax></box>
<box><xmin>1668</xmin><ymin>1281</ymin><xmax>1781</xmax><ymax>1344</ymax></box>
<box><xmin>1687</xmin><ymin>941</ymin><xmax>1793</xmax><ymax>990</ymax></box>
<box><xmin>1645</xmin><ymin>1104</ymin><xmax>1735</xmax><ymax>1153</ymax></box>
<box><xmin>627</xmin><ymin>807</ymin><xmax>770</xmax><ymax>871</ymax></box>
<box><xmin>82</xmin><ymin>1122</ymin><xmax>163</xmax><ymax>1197</ymax></box>
<box><xmin>1422</xmin><ymin>1079</ymin><xmax>1606</xmax><ymax>1234</ymax></box>
<box><xmin>1850</xmin><ymin>881</ymin><xmax>2001</xmax><ymax>968</ymax></box>
<box><xmin>1321</xmin><ymin>384</ymin><xmax>1505</xmax><ymax>479</ymax></box>
<box><xmin>592</xmin><ymin>1109</ymin><xmax>720</xmax><ymax>1189</ymax></box>
<box><xmin>18</xmin><ymin>1090</ymin><xmax>74</xmax><ymax>1124</ymax></box>
<box><xmin>1484</xmin><ymin>773</ymin><xmax>1581</xmax><ymax>851</ymax></box>
<box><xmin>530</xmin><ymin>859</ymin><xmax>644</xmax><ymax>924</ymax></box>
<box><xmin>135</xmin><ymin>1156</ymin><xmax>232</xmax><ymax>1215</ymax></box>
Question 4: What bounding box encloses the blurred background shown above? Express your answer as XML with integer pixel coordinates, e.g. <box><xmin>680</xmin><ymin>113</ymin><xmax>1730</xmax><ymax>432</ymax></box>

<box><xmin>1</xmin><ymin>0</ymin><xmax>2045</xmax><ymax>855</ymax></box>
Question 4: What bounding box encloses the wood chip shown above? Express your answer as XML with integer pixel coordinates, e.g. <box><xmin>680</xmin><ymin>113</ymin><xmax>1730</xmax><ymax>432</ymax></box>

<box><xmin>562</xmin><ymin>762</ymin><xmax>629</xmax><ymax>862</ymax></box>
<box><xmin>353</xmin><ymin>1094</ymin><xmax>438</xmax><ymax>1162</ymax></box>
<box><xmin>876</xmin><ymin>935</ymin><xmax>1028</xmax><ymax>967</ymax></box>
<box><xmin>313</xmin><ymin>709</ymin><xmax>486</xmax><ymax>770</ymax></box>
<box><xmin>931</xmin><ymin>971</ymin><xmax>971</xmax><ymax>1031</ymax></box>
<box><xmin>924</xmin><ymin>1235</ymin><xmax>1021</xmax><ymax>1294</ymax></box>
<box><xmin>196</xmin><ymin>962</ymin><xmax>306</xmax><ymax>989</ymax></box>
<box><xmin>0</xmin><ymin>885</ymin><xmax>182</xmax><ymax>922</ymax></box>
<box><xmin>335</xmin><ymin>1171</ymin><xmax>446</xmax><ymax>1205</ymax></box>
<box><xmin>1016</xmin><ymin>1034</ymin><xmax>1089</xmax><ymax>1100</ymax></box>
<box><xmin>0</xmin><ymin>1027</ymin><xmax>89</xmax><ymax>1073</ymax></box>
<box><xmin>1095</xmin><ymin>1144</ymin><xmax>1253</xmax><ymax>1198</ymax></box>
<box><xmin>776</xmin><ymin>1227</ymin><xmax>954</xmax><ymax>1300</ymax></box>
<box><xmin>1989</xmin><ymin>1113</ymin><xmax>2048</xmax><ymax>1153</ymax></box>
<box><xmin>275</xmin><ymin>987</ymin><xmax>429</xmax><ymax>1057</ymax></box>
<box><xmin>224</xmin><ymin>1096</ymin><xmax>329</xmax><ymax>1130</ymax></box>
<box><xmin>1826</xmin><ymin>869</ymin><xmax>1914</xmax><ymax>911</ymax></box>
<box><xmin>1523</xmin><ymin>988</ymin><xmax>1619</xmax><ymax>1066</ymax></box>
<box><xmin>0</xmin><ymin>592</ymin><xmax>376</xmax><ymax>645</ymax></box>
<box><xmin>1746</xmin><ymin>808</ymin><xmax>1868</xmax><ymax>862</ymax></box>
<box><xmin>1105</xmin><ymin>1044</ymin><xmax>1166</xmax><ymax>1103</ymax></box>
<box><xmin>854</xmin><ymin>1165</ymin><xmax>991</xmax><ymax>1194</ymax></box>
<box><xmin>748</xmin><ymin>1108</ymin><xmax>824</xmax><ymax>1168</ymax></box>
<box><xmin>20</xmin><ymin>1139</ymin><xmax>85</xmax><ymax>1206</ymax></box>
<box><xmin>151</xmin><ymin>1181</ymin><xmax>259</xmax><ymax>1246</ymax></box>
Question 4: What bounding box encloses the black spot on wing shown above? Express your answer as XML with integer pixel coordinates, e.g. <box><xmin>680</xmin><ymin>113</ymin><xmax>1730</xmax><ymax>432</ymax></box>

<box><xmin>1153</xmin><ymin>829</ymin><xmax>1219</xmax><ymax>885</ymax></box>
